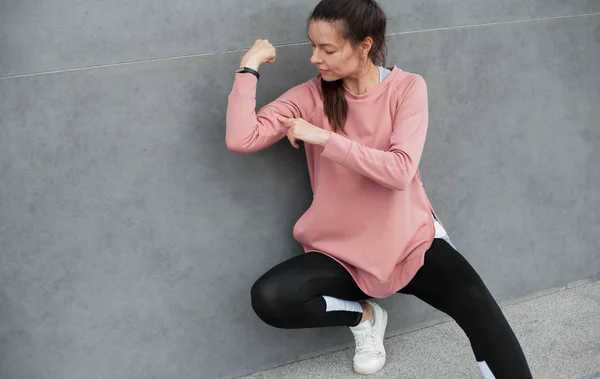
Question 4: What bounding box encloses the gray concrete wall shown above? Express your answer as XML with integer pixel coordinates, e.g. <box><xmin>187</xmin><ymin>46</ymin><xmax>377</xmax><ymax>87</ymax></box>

<box><xmin>1</xmin><ymin>1</ymin><xmax>599</xmax><ymax>379</ymax></box>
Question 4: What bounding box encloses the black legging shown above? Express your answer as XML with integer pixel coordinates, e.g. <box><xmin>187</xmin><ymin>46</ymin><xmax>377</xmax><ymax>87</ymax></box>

<box><xmin>251</xmin><ymin>238</ymin><xmax>532</xmax><ymax>379</ymax></box>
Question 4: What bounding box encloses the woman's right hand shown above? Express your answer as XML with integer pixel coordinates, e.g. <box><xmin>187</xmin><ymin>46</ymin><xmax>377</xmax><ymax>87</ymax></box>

<box><xmin>239</xmin><ymin>39</ymin><xmax>276</xmax><ymax>71</ymax></box>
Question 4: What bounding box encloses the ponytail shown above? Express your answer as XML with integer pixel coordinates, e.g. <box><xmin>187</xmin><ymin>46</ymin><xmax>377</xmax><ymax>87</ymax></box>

<box><xmin>321</xmin><ymin>78</ymin><xmax>348</xmax><ymax>133</ymax></box>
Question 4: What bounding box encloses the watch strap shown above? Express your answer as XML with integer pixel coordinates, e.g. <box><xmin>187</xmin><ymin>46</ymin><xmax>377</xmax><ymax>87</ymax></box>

<box><xmin>236</xmin><ymin>67</ymin><xmax>260</xmax><ymax>81</ymax></box>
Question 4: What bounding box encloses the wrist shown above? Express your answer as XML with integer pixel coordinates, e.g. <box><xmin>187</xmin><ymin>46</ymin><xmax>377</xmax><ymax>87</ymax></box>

<box><xmin>239</xmin><ymin>57</ymin><xmax>261</xmax><ymax>71</ymax></box>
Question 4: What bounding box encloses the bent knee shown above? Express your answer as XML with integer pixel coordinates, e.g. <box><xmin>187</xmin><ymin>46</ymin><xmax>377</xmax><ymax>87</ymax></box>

<box><xmin>250</xmin><ymin>276</ymin><xmax>289</xmax><ymax>326</ymax></box>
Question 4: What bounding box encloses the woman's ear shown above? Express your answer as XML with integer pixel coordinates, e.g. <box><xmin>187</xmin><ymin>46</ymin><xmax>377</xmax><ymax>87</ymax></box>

<box><xmin>361</xmin><ymin>37</ymin><xmax>373</xmax><ymax>57</ymax></box>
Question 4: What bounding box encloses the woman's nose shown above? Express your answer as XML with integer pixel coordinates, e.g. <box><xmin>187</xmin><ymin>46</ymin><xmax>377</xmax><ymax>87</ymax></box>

<box><xmin>310</xmin><ymin>53</ymin><xmax>321</xmax><ymax>65</ymax></box>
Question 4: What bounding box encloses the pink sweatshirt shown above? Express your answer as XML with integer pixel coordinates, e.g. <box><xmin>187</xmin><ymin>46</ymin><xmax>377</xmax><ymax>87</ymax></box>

<box><xmin>226</xmin><ymin>66</ymin><xmax>440</xmax><ymax>298</ymax></box>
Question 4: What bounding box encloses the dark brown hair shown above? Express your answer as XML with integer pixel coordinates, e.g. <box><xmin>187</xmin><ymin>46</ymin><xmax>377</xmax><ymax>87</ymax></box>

<box><xmin>307</xmin><ymin>0</ymin><xmax>388</xmax><ymax>133</ymax></box>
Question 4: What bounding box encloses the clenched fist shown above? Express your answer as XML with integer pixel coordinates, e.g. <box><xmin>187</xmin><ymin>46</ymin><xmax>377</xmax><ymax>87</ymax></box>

<box><xmin>240</xmin><ymin>39</ymin><xmax>276</xmax><ymax>71</ymax></box>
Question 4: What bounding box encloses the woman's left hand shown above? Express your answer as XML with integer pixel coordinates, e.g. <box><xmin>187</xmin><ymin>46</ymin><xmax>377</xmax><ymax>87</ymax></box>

<box><xmin>276</xmin><ymin>114</ymin><xmax>331</xmax><ymax>149</ymax></box>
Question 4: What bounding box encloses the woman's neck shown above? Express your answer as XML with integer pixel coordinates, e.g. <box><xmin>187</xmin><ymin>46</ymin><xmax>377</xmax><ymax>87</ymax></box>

<box><xmin>343</xmin><ymin>61</ymin><xmax>380</xmax><ymax>96</ymax></box>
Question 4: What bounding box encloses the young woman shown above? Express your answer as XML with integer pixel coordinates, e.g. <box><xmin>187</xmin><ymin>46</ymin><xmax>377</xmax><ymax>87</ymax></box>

<box><xmin>225</xmin><ymin>0</ymin><xmax>532</xmax><ymax>377</ymax></box>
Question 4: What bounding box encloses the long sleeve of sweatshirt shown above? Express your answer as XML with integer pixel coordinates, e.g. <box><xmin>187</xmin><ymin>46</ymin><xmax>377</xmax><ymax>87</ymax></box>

<box><xmin>225</xmin><ymin>73</ymin><xmax>315</xmax><ymax>153</ymax></box>
<box><xmin>320</xmin><ymin>75</ymin><xmax>428</xmax><ymax>191</ymax></box>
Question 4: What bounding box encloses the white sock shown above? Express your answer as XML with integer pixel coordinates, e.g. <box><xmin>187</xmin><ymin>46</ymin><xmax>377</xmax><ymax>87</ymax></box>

<box><xmin>477</xmin><ymin>361</ymin><xmax>496</xmax><ymax>379</ymax></box>
<box><xmin>322</xmin><ymin>296</ymin><xmax>363</xmax><ymax>313</ymax></box>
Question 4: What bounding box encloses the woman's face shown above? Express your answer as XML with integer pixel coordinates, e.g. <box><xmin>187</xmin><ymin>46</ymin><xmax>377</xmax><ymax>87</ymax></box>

<box><xmin>308</xmin><ymin>21</ymin><xmax>365</xmax><ymax>81</ymax></box>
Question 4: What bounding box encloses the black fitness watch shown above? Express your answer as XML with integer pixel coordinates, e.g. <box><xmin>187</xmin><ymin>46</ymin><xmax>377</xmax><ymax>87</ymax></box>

<box><xmin>235</xmin><ymin>67</ymin><xmax>260</xmax><ymax>81</ymax></box>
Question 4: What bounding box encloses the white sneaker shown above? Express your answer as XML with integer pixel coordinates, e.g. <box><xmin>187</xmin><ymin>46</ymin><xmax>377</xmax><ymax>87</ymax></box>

<box><xmin>348</xmin><ymin>300</ymin><xmax>388</xmax><ymax>375</ymax></box>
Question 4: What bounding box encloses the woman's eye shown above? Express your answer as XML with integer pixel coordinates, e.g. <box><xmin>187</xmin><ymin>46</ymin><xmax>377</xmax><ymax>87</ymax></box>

<box><xmin>325</xmin><ymin>51</ymin><xmax>335</xmax><ymax>55</ymax></box>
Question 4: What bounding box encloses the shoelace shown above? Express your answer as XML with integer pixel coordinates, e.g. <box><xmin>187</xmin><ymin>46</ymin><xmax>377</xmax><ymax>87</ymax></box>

<box><xmin>353</xmin><ymin>328</ymin><xmax>380</xmax><ymax>355</ymax></box>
